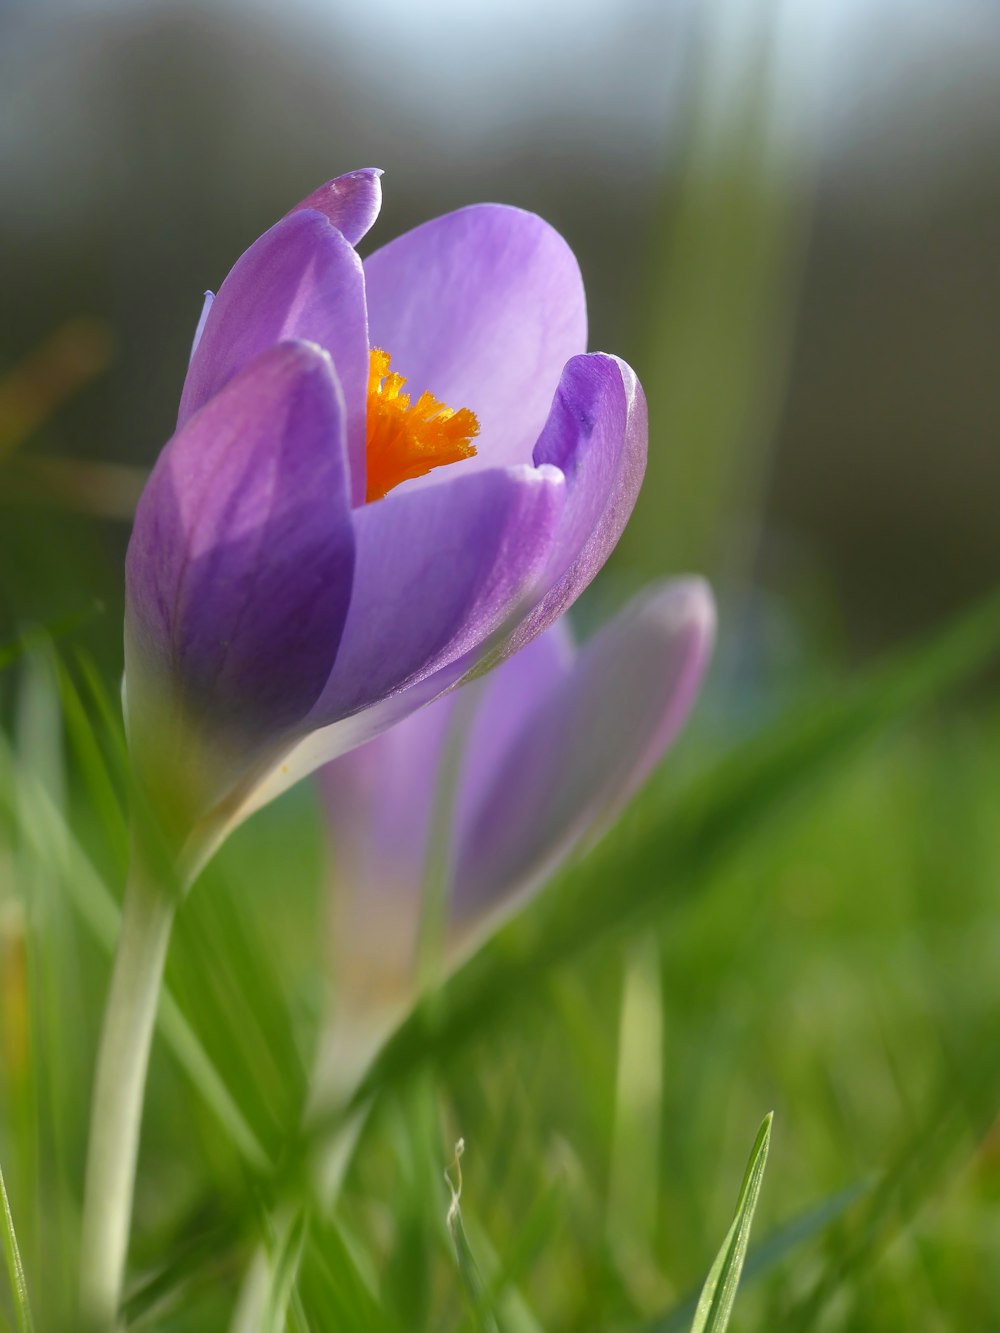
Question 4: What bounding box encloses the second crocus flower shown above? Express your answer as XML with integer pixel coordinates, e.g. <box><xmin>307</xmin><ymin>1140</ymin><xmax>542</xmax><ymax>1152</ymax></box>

<box><xmin>318</xmin><ymin>578</ymin><xmax>715</xmax><ymax>1066</ymax></box>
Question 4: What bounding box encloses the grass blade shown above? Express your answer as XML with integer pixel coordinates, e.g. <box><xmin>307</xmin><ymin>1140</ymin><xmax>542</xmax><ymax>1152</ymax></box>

<box><xmin>782</xmin><ymin>1031</ymin><xmax>1000</xmax><ymax>1330</ymax></box>
<box><xmin>648</xmin><ymin>1178</ymin><xmax>870</xmax><ymax>1332</ymax></box>
<box><xmin>445</xmin><ymin>1140</ymin><xmax>502</xmax><ymax>1333</ymax></box>
<box><xmin>262</xmin><ymin>1209</ymin><xmax>309</xmax><ymax>1333</ymax></box>
<box><xmin>0</xmin><ymin>1162</ymin><xmax>34</xmax><ymax>1333</ymax></box>
<box><xmin>0</xmin><ymin>733</ymin><xmax>271</xmax><ymax>1175</ymax></box>
<box><xmin>689</xmin><ymin>1113</ymin><xmax>772</xmax><ymax>1333</ymax></box>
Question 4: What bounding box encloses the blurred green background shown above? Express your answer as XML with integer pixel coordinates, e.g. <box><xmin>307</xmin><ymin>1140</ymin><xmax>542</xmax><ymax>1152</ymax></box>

<box><xmin>1</xmin><ymin>1</ymin><xmax>1000</xmax><ymax>1329</ymax></box>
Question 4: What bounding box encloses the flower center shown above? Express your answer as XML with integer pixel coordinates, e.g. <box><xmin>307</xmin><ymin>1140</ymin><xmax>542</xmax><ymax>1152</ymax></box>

<box><xmin>364</xmin><ymin>348</ymin><xmax>479</xmax><ymax>502</ymax></box>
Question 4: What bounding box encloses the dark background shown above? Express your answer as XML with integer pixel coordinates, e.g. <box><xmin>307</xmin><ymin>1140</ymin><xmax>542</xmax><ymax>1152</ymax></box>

<box><xmin>1</xmin><ymin>0</ymin><xmax>998</xmax><ymax>672</ymax></box>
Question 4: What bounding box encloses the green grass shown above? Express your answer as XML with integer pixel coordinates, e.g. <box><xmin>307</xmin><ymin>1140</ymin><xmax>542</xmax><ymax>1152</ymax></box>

<box><xmin>1</xmin><ymin>597</ymin><xmax>999</xmax><ymax>1331</ymax></box>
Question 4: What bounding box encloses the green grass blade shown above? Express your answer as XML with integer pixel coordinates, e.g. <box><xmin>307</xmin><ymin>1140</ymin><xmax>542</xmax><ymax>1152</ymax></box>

<box><xmin>648</xmin><ymin>1178</ymin><xmax>870</xmax><ymax>1333</ymax></box>
<box><xmin>782</xmin><ymin>1033</ymin><xmax>1000</xmax><ymax>1330</ymax></box>
<box><xmin>261</xmin><ymin>1209</ymin><xmax>310</xmax><ymax>1333</ymax></box>
<box><xmin>688</xmin><ymin>1113</ymin><xmax>772</xmax><ymax>1333</ymax></box>
<box><xmin>445</xmin><ymin>1140</ymin><xmax>502</xmax><ymax>1333</ymax></box>
<box><xmin>0</xmin><ymin>608</ymin><xmax>102</xmax><ymax>673</ymax></box>
<box><xmin>295</xmin><ymin>1213</ymin><xmax>383</xmax><ymax>1331</ymax></box>
<box><xmin>0</xmin><ymin>1162</ymin><xmax>34</xmax><ymax>1333</ymax></box>
<box><xmin>0</xmin><ymin>735</ymin><xmax>271</xmax><ymax>1174</ymax></box>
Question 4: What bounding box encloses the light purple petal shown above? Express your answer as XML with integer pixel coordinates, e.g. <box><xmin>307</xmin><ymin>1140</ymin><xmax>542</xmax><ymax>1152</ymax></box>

<box><xmin>317</xmin><ymin>692</ymin><xmax>459</xmax><ymax>1020</ymax></box>
<box><xmin>364</xmin><ymin>204</ymin><xmax>586</xmax><ymax>474</ymax></box>
<box><xmin>288</xmin><ymin>168</ymin><xmax>383</xmax><ymax>246</ymax></box>
<box><xmin>311</xmin><ymin>463</ymin><xmax>565</xmax><ymax>724</ymax></box>
<box><xmin>179</xmin><ymin>210</ymin><xmax>370</xmax><ymax>504</ymax></box>
<box><xmin>510</xmin><ymin>352</ymin><xmax>647</xmax><ymax>651</ymax></box>
<box><xmin>453</xmin><ymin>618</ymin><xmax>574</xmax><ymax>835</ymax></box>
<box><xmin>126</xmin><ymin>340</ymin><xmax>355</xmax><ymax>740</ymax></box>
<box><xmin>451</xmin><ymin>578</ymin><xmax>715</xmax><ymax>920</ymax></box>
<box><xmin>231</xmin><ymin>665</ymin><xmax>470</xmax><ymax>827</ymax></box>
<box><xmin>320</xmin><ymin>694</ymin><xmax>456</xmax><ymax>915</ymax></box>
<box><xmin>316</xmin><ymin>624</ymin><xmax>571</xmax><ymax>1006</ymax></box>
<box><xmin>319</xmin><ymin>617</ymin><xmax>572</xmax><ymax>913</ymax></box>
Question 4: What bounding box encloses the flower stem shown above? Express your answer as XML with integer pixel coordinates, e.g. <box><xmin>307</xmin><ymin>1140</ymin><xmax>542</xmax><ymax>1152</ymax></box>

<box><xmin>78</xmin><ymin>852</ymin><xmax>176</xmax><ymax>1330</ymax></box>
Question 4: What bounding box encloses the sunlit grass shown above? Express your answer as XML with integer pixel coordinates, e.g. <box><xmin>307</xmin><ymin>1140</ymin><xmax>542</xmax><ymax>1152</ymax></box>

<box><xmin>1</xmin><ymin>598</ymin><xmax>999</xmax><ymax>1330</ymax></box>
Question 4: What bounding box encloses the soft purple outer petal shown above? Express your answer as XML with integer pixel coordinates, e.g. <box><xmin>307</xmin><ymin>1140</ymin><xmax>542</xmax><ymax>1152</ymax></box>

<box><xmin>288</xmin><ymin>168</ymin><xmax>383</xmax><ymax>246</ymax></box>
<box><xmin>319</xmin><ymin>617</ymin><xmax>574</xmax><ymax>911</ymax></box>
<box><xmin>364</xmin><ymin>204</ymin><xmax>587</xmax><ymax>474</ymax></box>
<box><xmin>230</xmin><ymin>662</ymin><xmax>471</xmax><ymax>828</ymax></box>
<box><xmin>317</xmin><ymin>618</ymin><xmax>573</xmax><ymax>1001</ymax></box>
<box><xmin>452</xmin><ymin>619</ymin><xmax>574</xmax><ymax>837</ymax></box>
<box><xmin>320</xmin><ymin>694</ymin><xmax>456</xmax><ymax>914</ymax></box>
<box><xmin>310</xmin><ymin>463</ymin><xmax>566</xmax><ymax>724</ymax></box>
<box><xmin>126</xmin><ymin>340</ymin><xmax>355</xmax><ymax>737</ymax></box>
<box><xmin>450</xmin><ymin>578</ymin><xmax>716</xmax><ymax>920</ymax></box>
<box><xmin>511</xmin><ymin>352</ymin><xmax>647</xmax><ymax>650</ymax></box>
<box><xmin>335</xmin><ymin>353</ymin><xmax>646</xmax><ymax>721</ymax></box>
<box><xmin>178</xmin><ymin>210</ymin><xmax>370</xmax><ymax>504</ymax></box>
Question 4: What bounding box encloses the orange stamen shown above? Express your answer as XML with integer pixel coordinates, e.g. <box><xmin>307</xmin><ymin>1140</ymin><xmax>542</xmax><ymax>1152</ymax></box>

<box><xmin>365</xmin><ymin>348</ymin><xmax>479</xmax><ymax>502</ymax></box>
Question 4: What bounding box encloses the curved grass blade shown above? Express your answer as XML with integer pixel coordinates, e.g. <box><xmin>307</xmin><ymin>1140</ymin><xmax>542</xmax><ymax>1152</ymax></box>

<box><xmin>689</xmin><ymin>1113</ymin><xmax>772</xmax><ymax>1333</ymax></box>
<box><xmin>782</xmin><ymin>1029</ymin><xmax>1000</xmax><ymax>1330</ymax></box>
<box><xmin>0</xmin><ymin>607</ymin><xmax>102</xmax><ymax>673</ymax></box>
<box><xmin>0</xmin><ymin>734</ymin><xmax>271</xmax><ymax>1176</ymax></box>
<box><xmin>262</xmin><ymin>1208</ymin><xmax>310</xmax><ymax>1333</ymax></box>
<box><xmin>445</xmin><ymin>1140</ymin><xmax>502</xmax><ymax>1333</ymax></box>
<box><xmin>647</xmin><ymin>1178</ymin><xmax>870</xmax><ymax>1333</ymax></box>
<box><xmin>0</xmin><ymin>1162</ymin><xmax>35</xmax><ymax>1333</ymax></box>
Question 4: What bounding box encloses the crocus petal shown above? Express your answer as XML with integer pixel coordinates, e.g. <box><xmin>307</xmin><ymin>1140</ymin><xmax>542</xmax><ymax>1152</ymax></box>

<box><xmin>454</xmin><ymin>619</ymin><xmax>573</xmax><ymax>830</ymax></box>
<box><xmin>126</xmin><ymin>340</ymin><xmax>355</xmax><ymax>744</ymax></box>
<box><xmin>316</xmin><ymin>624</ymin><xmax>573</xmax><ymax>1014</ymax></box>
<box><xmin>221</xmin><ymin>465</ymin><xmax>565</xmax><ymax>835</ymax></box>
<box><xmin>179</xmin><ymin>210</ymin><xmax>370</xmax><ymax>503</ymax></box>
<box><xmin>510</xmin><ymin>352</ymin><xmax>647</xmax><ymax>651</ymax></box>
<box><xmin>450</xmin><ymin>578</ymin><xmax>715</xmax><ymax>920</ymax></box>
<box><xmin>320</xmin><ymin>695</ymin><xmax>456</xmax><ymax>914</ymax></box>
<box><xmin>319</xmin><ymin>618</ymin><xmax>572</xmax><ymax>917</ymax></box>
<box><xmin>231</xmin><ymin>668</ymin><xmax>465</xmax><ymax>828</ymax></box>
<box><xmin>288</xmin><ymin>168</ymin><xmax>383</xmax><ymax>246</ymax></box>
<box><xmin>312</xmin><ymin>462</ymin><xmax>566</xmax><ymax>723</ymax></box>
<box><xmin>364</xmin><ymin>204</ymin><xmax>587</xmax><ymax>473</ymax></box>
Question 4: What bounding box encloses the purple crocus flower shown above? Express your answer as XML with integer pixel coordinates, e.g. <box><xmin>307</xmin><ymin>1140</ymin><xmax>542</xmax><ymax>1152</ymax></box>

<box><xmin>319</xmin><ymin>579</ymin><xmax>714</xmax><ymax>1029</ymax></box>
<box><xmin>124</xmin><ymin>168</ymin><xmax>647</xmax><ymax>859</ymax></box>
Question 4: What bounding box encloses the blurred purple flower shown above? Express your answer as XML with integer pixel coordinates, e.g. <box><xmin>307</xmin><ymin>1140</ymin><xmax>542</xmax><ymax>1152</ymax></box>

<box><xmin>123</xmin><ymin>168</ymin><xmax>647</xmax><ymax>853</ymax></box>
<box><xmin>320</xmin><ymin>579</ymin><xmax>714</xmax><ymax>1018</ymax></box>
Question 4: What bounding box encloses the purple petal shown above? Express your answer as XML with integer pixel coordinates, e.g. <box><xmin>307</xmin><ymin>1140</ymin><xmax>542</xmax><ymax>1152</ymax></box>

<box><xmin>288</xmin><ymin>167</ymin><xmax>383</xmax><ymax>246</ymax></box>
<box><xmin>316</xmin><ymin>626</ymin><xmax>571</xmax><ymax>1005</ymax></box>
<box><xmin>451</xmin><ymin>578</ymin><xmax>715</xmax><ymax>919</ymax></box>
<box><xmin>310</xmin><ymin>463</ymin><xmax>565</xmax><ymax>724</ymax></box>
<box><xmin>179</xmin><ymin>210</ymin><xmax>370</xmax><ymax>504</ymax></box>
<box><xmin>232</xmin><ymin>666</ymin><xmax>469</xmax><ymax>825</ymax></box>
<box><xmin>318</xmin><ymin>618</ymin><xmax>573</xmax><ymax>912</ymax></box>
<box><xmin>454</xmin><ymin>619</ymin><xmax>574</xmax><ymax>832</ymax></box>
<box><xmin>512</xmin><ymin>353</ymin><xmax>647</xmax><ymax>650</ymax></box>
<box><xmin>364</xmin><ymin>204</ymin><xmax>586</xmax><ymax>474</ymax></box>
<box><xmin>320</xmin><ymin>693</ymin><xmax>456</xmax><ymax>916</ymax></box>
<box><xmin>126</xmin><ymin>341</ymin><xmax>355</xmax><ymax>741</ymax></box>
<box><xmin>317</xmin><ymin>691</ymin><xmax>461</xmax><ymax>1018</ymax></box>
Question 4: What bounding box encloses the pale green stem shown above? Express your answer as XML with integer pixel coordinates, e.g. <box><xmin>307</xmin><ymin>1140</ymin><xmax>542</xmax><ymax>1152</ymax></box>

<box><xmin>231</xmin><ymin>685</ymin><xmax>483</xmax><ymax>1331</ymax></box>
<box><xmin>78</xmin><ymin>853</ymin><xmax>176</xmax><ymax>1331</ymax></box>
